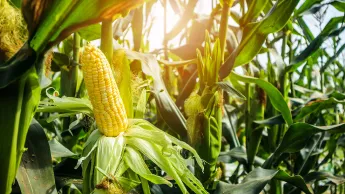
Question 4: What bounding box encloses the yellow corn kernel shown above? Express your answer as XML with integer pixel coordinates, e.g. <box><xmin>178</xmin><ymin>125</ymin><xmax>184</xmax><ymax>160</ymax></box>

<box><xmin>81</xmin><ymin>45</ymin><xmax>128</xmax><ymax>137</ymax></box>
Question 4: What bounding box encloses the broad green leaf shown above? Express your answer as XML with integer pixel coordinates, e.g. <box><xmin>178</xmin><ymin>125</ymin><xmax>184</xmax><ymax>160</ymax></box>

<box><xmin>49</xmin><ymin>139</ymin><xmax>76</xmax><ymax>158</ymax></box>
<box><xmin>254</xmin><ymin>115</ymin><xmax>286</xmax><ymax>125</ymax></box>
<box><xmin>331</xmin><ymin>0</ymin><xmax>345</xmax><ymax>12</ymax></box>
<box><xmin>16</xmin><ymin>119</ymin><xmax>57</xmax><ymax>194</ymax></box>
<box><xmin>294</xmin><ymin>0</ymin><xmax>322</xmax><ymax>16</ymax></box>
<box><xmin>140</xmin><ymin>176</ymin><xmax>150</xmax><ymax>194</ymax></box>
<box><xmin>232</xmin><ymin>72</ymin><xmax>293</xmax><ymax>125</ymax></box>
<box><xmin>29</xmin><ymin>0</ymin><xmax>146</xmax><ymax>53</ymax></box>
<box><xmin>0</xmin><ymin>43</ymin><xmax>36</xmax><ymax>89</ymax></box>
<box><xmin>273</xmin><ymin>170</ymin><xmax>311</xmax><ymax>194</ymax></box>
<box><xmin>78</xmin><ymin>24</ymin><xmax>101</xmax><ymax>41</ymax></box>
<box><xmin>304</xmin><ymin>171</ymin><xmax>345</xmax><ymax>185</ymax></box>
<box><xmin>220</xmin><ymin>0</ymin><xmax>299</xmax><ymax>78</ymax></box>
<box><xmin>215</xmin><ymin>168</ymin><xmax>310</xmax><ymax>194</ymax></box>
<box><xmin>294</xmin><ymin>97</ymin><xmax>345</xmax><ymax>121</ymax></box>
<box><xmin>240</xmin><ymin>0</ymin><xmax>269</xmax><ymax>25</ymax></box>
<box><xmin>37</xmin><ymin>88</ymin><xmax>93</xmax><ymax>115</ymax></box>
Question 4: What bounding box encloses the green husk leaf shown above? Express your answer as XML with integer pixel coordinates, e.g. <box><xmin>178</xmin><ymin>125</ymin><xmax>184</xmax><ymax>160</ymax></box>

<box><xmin>126</xmin><ymin>137</ymin><xmax>188</xmax><ymax>193</ymax></box>
<box><xmin>94</xmin><ymin>134</ymin><xmax>126</xmax><ymax>184</ymax></box>
<box><xmin>127</xmin><ymin>119</ymin><xmax>204</xmax><ymax>169</ymax></box>
<box><xmin>124</xmin><ymin>146</ymin><xmax>173</xmax><ymax>186</ymax></box>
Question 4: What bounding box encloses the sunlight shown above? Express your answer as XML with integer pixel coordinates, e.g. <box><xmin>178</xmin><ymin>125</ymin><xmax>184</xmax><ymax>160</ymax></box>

<box><xmin>147</xmin><ymin>0</ymin><xmax>213</xmax><ymax>51</ymax></box>
<box><xmin>146</xmin><ymin>2</ymin><xmax>181</xmax><ymax>51</ymax></box>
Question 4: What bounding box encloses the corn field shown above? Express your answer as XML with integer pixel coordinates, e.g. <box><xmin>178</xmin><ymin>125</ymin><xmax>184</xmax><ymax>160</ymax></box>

<box><xmin>1</xmin><ymin>0</ymin><xmax>345</xmax><ymax>193</ymax></box>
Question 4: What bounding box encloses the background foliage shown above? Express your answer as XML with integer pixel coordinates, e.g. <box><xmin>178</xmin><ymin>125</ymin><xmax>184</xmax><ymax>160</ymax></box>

<box><xmin>1</xmin><ymin>0</ymin><xmax>345</xmax><ymax>193</ymax></box>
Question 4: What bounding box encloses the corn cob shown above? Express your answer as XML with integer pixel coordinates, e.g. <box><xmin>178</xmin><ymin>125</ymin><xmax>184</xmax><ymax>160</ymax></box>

<box><xmin>81</xmin><ymin>45</ymin><xmax>128</xmax><ymax>137</ymax></box>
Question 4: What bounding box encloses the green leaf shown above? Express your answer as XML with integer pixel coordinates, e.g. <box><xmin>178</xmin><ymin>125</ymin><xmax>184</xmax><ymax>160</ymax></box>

<box><xmin>320</xmin><ymin>43</ymin><xmax>345</xmax><ymax>72</ymax></box>
<box><xmin>232</xmin><ymin>72</ymin><xmax>293</xmax><ymax>126</ymax></box>
<box><xmin>290</xmin><ymin>17</ymin><xmax>345</xmax><ymax>69</ymax></box>
<box><xmin>37</xmin><ymin>88</ymin><xmax>93</xmax><ymax>115</ymax></box>
<box><xmin>222</xmin><ymin>106</ymin><xmax>241</xmax><ymax>148</ymax></box>
<box><xmin>16</xmin><ymin>119</ymin><xmax>57</xmax><ymax>194</ymax></box>
<box><xmin>263</xmin><ymin>123</ymin><xmax>345</xmax><ymax>168</ymax></box>
<box><xmin>294</xmin><ymin>0</ymin><xmax>322</xmax><ymax>16</ymax></box>
<box><xmin>214</xmin><ymin>167</ymin><xmax>310</xmax><ymax>194</ymax></box>
<box><xmin>331</xmin><ymin>0</ymin><xmax>345</xmax><ymax>12</ymax></box>
<box><xmin>123</xmin><ymin>146</ymin><xmax>172</xmax><ymax>186</ymax></box>
<box><xmin>29</xmin><ymin>0</ymin><xmax>146</xmax><ymax>53</ymax></box>
<box><xmin>49</xmin><ymin>139</ymin><xmax>76</xmax><ymax>158</ymax></box>
<box><xmin>240</xmin><ymin>0</ymin><xmax>269</xmax><ymax>25</ymax></box>
<box><xmin>126</xmin><ymin>137</ymin><xmax>188</xmax><ymax>194</ymax></box>
<box><xmin>304</xmin><ymin>171</ymin><xmax>345</xmax><ymax>185</ymax></box>
<box><xmin>126</xmin><ymin>119</ymin><xmax>204</xmax><ymax>169</ymax></box>
<box><xmin>220</xmin><ymin>0</ymin><xmax>299</xmax><ymax>78</ymax></box>
<box><xmin>78</xmin><ymin>23</ymin><xmax>101</xmax><ymax>41</ymax></box>
<box><xmin>0</xmin><ymin>43</ymin><xmax>36</xmax><ymax>89</ymax></box>
<box><xmin>294</xmin><ymin>97</ymin><xmax>345</xmax><ymax>121</ymax></box>
<box><xmin>116</xmin><ymin>176</ymin><xmax>141</xmax><ymax>193</ymax></box>
<box><xmin>60</xmin><ymin>183</ymin><xmax>82</xmax><ymax>194</ymax></box>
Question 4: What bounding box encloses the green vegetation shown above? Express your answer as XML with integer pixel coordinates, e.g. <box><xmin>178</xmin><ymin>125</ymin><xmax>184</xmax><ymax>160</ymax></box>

<box><xmin>0</xmin><ymin>0</ymin><xmax>345</xmax><ymax>193</ymax></box>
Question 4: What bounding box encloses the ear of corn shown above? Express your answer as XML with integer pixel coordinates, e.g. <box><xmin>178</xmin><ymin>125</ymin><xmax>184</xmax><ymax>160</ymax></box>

<box><xmin>81</xmin><ymin>45</ymin><xmax>128</xmax><ymax>137</ymax></box>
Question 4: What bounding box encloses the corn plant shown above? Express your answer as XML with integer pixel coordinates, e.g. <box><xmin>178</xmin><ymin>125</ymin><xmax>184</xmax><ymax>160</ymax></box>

<box><xmin>1</xmin><ymin>0</ymin><xmax>345</xmax><ymax>194</ymax></box>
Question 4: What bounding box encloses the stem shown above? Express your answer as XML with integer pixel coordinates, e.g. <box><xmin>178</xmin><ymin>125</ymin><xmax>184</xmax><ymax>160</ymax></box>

<box><xmin>278</xmin><ymin>29</ymin><xmax>288</xmax><ymax>143</ymax></box>
<box><xmin>61</xmin><ymin>33</ymin><xmax>79</xmax><ymax>98</ymax></box>
<box><xmin>73</xmin><ymin>33</ymin><xmax>80</xmax><ymax>62</ymax></box>
<box><xmin>288</xmin><ymin>33</ymin><xmax>295</xmax><ymax>97</ymax></box>
<box><xmin>279</xmin><ymin>30</ymin><xmax>287</xmax><ymax>99</ymax></box>
<box><xmin>320</xmin><ymin>50</ymin><xmax>324</xmax><ymax>92</ymax></box>
<box><xmin>219</xmin><ymin>0</ymin><xmax>234</xmax><ymax>62</ymax></box>
<box><xmin>60</xmin><ymin>33</ymin><xmax>80</xmax><ymax>133</ymax></box>
<box><xmin>101</xmin><ymin>19</ymin><xmax>113</xmax><ymax>63</ymax></box>
<box><xmin>244</xmin><ymin>66</ymin><xmax>252</xmax><ymax>170</ymax></box>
